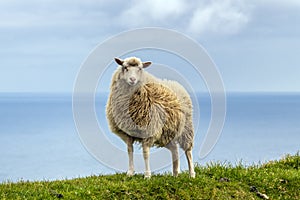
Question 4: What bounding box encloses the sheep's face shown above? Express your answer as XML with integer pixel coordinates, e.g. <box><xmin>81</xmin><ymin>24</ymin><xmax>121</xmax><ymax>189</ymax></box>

<box><xmin>115</xmin><ymin>57</ymin><xmax>151</xmax><ymax>86</ymax></box>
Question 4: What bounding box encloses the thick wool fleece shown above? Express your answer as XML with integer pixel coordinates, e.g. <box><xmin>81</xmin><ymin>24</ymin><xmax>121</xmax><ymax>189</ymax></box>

<box><xmin>106</xmin><ymin>66</ymin><xmax>194</xmax><ymax>150</ymax></box>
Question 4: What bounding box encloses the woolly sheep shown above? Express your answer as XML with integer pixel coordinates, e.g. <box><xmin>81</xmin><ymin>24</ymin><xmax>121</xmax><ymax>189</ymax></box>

<box><xmin>106</xmin><ymin>56</ymin><xmax>195</xmax><ymax>178</ymax></box>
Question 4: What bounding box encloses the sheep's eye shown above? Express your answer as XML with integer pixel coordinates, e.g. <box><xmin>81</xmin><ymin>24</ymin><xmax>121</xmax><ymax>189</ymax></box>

<box><xmin>123</xmin><ymin>67</ymin><xmax>128</xmax><ymax>72</ymax></box>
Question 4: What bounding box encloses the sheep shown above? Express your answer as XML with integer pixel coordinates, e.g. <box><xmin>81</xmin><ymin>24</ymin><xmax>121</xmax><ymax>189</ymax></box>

<box><xmin>106</xmin><ymin>56</ymin><xmax>195</xmax><ymax>178</ymax></box>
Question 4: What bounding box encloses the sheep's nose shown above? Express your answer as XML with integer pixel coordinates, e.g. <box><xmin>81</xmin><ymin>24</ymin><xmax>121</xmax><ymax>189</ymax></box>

<box><xmin>130</xmin><ymin>77</ymin><xmax>136</xmax><ymax>82</ymax></box>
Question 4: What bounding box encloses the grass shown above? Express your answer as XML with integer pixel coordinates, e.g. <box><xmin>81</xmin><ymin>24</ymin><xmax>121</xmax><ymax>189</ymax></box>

<box><xmin>0</xmin><ymin>153</ymin><xmax>299</xmax><ymax>200</ymax></box>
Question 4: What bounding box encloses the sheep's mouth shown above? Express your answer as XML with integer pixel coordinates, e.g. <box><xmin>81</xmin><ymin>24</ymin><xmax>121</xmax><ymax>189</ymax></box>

<box><xmin>128</xmin><ymin>81</ymin><xmax>137</xmax><ymax>86</ymax></box>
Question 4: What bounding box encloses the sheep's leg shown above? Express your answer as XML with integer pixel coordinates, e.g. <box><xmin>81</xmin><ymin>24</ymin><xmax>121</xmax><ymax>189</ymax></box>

<box><xmin>166</xmin><ymin>143</ymin><xmax>180</xmax><ymax>176</ymax></box>
<box><xmin>126</xmin><ymin>138</ymin><xmax>134</xmax><ymax>176</ymax></box>
<box><xmin>142</xmin><ymin>142</ymin><xmax>151</xmax><ymax>178</ymax></box>
<box><xmin>185</xmin><ymin>149</ymin><xmax>195</xmax><ymax>178</ymax></box>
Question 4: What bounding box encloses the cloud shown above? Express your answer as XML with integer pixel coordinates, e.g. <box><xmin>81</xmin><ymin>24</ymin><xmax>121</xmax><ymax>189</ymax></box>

<box><xmin>1</xmin><ymin>0</ymin><xmax>300</xmax><ymax>37</ymax></box>
<box><xmin>117</xmin><ymin>0</ymin><xmax>253</xmax><ymax>36</ymax></box>
<box><xmin>119</xmin><ymin>0</ymin><xmax>188</xmax><ymax>26</ymax></box>
<box><xmin>117</xmin><ymin>0</ymin><xmax>300</xmax><ymax>37</ymax></box>
<box><xmin>188</xmin><ymin>0</ymin><xmax>250</xmax><ymax>36</ymax></box>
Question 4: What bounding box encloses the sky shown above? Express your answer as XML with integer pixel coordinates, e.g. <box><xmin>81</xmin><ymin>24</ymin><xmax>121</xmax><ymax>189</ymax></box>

<box><xmin>0</xmin><ymin>0</ymin><xmax>300</xmax><ymax>93</ymax></box>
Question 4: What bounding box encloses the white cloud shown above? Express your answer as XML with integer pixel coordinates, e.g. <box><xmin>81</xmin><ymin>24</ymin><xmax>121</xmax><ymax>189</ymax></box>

<box><xmin>188</xmin><ymin>0</ymin><xmax>250</xmax><ymax>36</ymax></box>
<box><xmin>117</xmin><ymin>0</ymin><xmax>253</xmax><ymax>36</ymax></box>
<box><xmin>118</xmin><ymin>0</ymin><xmax>300</xmax><ymax>37</ymax></box>
<box><xmin>119</xmin><ymin>0</ymin><xmax>188</xmax><ymax>26</ymax></box>
<box><xmin>2</xmin><ymin>0</ymin><xmax>298</xmax><ymax>37</ymax></box>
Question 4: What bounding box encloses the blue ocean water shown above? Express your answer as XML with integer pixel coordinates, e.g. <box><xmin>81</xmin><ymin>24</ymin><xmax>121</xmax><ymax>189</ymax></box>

<box><xmin>0</xmin><ymin>93</ymin><xmax>299</xmax><ymax>182</ymax></box>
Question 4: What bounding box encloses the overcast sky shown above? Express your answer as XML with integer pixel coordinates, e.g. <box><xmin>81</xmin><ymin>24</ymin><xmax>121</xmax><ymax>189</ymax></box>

<box><xmin>0</xmin><ymin>0</ymin><xmax>300</xmax><ymax>92</ymax></box>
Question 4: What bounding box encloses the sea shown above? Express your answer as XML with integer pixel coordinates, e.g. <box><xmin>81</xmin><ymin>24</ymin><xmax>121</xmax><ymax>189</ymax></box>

<box><xmin>0</xmin><ymin>92</ymin><xmax>299</xmax><ymax>182</ymax></box>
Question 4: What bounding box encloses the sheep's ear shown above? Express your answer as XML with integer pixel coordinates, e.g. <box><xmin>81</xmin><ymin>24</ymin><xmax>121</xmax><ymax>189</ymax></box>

<box><xmin>142</xmin><ymin>61</ymin><xmax>152</xmax><ymax>68</ymax></box>
<box><xmin>114</xmin><ymin>57</ymin><xmax>124</xmax><ymax>66</ymax></box>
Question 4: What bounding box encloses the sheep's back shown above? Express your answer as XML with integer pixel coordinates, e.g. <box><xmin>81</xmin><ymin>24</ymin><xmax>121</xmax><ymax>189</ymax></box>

<box><xmin>161</xmin><ymin>80</ymin><xmax>193</xmax><ymax>113</ymax></box>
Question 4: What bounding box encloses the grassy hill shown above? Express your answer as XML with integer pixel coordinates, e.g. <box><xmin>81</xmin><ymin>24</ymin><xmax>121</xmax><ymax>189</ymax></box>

<box><xmin>1</xmin><ymin>153</ymin><xmax>299</xmax><ymax>199</ymax></box>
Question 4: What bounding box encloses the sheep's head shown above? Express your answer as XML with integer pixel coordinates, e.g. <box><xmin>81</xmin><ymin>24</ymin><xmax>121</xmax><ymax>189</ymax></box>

<box><xmin>114</xmin><ymin>57</ymin><xmax>151</xmax><ymax>86</ymax></box>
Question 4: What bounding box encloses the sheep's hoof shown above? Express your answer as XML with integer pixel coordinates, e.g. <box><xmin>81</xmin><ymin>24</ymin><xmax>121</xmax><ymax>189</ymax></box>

<box><xmin>173</xmin><ymin>170</ymin><xmax>179</xmax><ymax>177</ymax></box>
<box><xmin>144</xmin><ymin>175</ymin><xmax>151</xmax><ymax>179</ymax></box>
<box><xmin>127</xmin><ymin>170</ymin><xmax>134</xmax><ymax>176</ymax></box>
<box><xmin>190</xmin><ymin>172</ymin><xmax>196</xmax><ymax>178</ymax></box>
<box><xmin>144</xmin><ymin>171</ymin><xmax>151</xmax><ymax>179</ymax></box>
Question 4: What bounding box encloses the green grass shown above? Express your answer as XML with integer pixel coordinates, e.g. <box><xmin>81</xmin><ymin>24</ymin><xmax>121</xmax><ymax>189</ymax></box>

<box><xmin>1</xmin><ymin>153</ymin><xmax>299</xmax><ymax>200</ymax></box>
